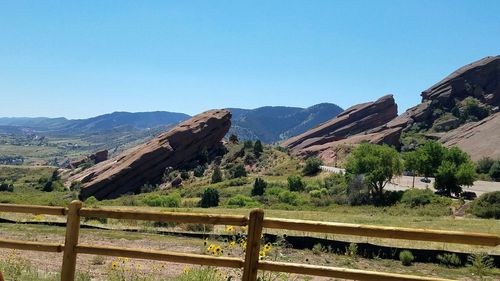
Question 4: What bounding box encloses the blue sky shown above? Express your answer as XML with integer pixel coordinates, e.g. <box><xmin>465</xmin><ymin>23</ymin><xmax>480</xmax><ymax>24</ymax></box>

<box><xmin>1</xmin><ymin>1</ymin><xmax>499</xmax><ymax>118</ymax></box>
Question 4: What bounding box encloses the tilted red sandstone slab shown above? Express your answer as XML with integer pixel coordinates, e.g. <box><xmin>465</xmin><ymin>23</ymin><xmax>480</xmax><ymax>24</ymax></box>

<box><xmin>69</xmin><ymin>109</ymin><xmax>231</xmax><ymax>200</ymax></box>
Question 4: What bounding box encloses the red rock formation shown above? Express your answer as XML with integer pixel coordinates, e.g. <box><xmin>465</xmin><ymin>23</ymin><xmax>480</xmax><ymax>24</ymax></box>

<box><xmin>282</xmin><ymin>95</ymin><xmax>401</xmax><ymax>161</ymax></box>
<box><xmin>70</xmin><ymin>109</ymin><xmax>231</xmax><ymax>200</ymax></box>
<box><xmin>68</xmin><ymin>150</ymin><xmax>108</xmax><ymax>168</ymax></box>
<box><xmin>440</xmin><ymin>112</ymin><xmax>500</xmax><ymax>161</ymax></box>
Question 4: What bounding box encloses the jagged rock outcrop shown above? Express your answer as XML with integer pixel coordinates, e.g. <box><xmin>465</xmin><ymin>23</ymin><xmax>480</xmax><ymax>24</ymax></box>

<box><xmin>282</xmin><ymin>95</ymin><xmax>400</xmax><ymax>160</ymax></box>
<box><xmin>396</xmin><ymin>56</ymin><xmax>500</xmax><ymax>131</ymax></box>
<box><xmin>67</xmin><ymin>150</ymin><xmax>108</xmax><ymax>169</ymax></box>
<box><xmin>70</xmin><ymin>109</ymin><xmax>231</xmax><ymax>200</ymax></box>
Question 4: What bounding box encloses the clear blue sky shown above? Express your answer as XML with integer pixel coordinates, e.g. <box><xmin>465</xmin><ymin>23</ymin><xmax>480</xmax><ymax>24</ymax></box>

<box><xmin>1</xmin><ymin>1</ymin><xmax>499</xmax><ymax>119</ymax></box>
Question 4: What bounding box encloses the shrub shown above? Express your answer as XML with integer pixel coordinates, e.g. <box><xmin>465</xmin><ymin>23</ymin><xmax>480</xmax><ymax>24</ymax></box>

<box><xmin>287</xmin><ymin>175</ymin><xmax>305</xmax><ymax>192</ymax></box>
<box><xmin>312</xmin><ymin>243</ymin><xmax>326</xmax><ymax>255</ymax></box>
<box><xmin>489</xmin><ymin>161</ymin><xmax>500</xmax><ymax>181</ymax></box>
<box><xmin>278</xmin><ymin>190</ymin><xmax>300</xmax><ymax>206</ymax></box>
<box><xmin>471</xmin><ymin>191</ymin><xmax>500</xmax><ymax>219</ymax></box>
<box><xmin>302</xmin><ymin>157</ymin><xmax>323</xmax><ymax>176</ymax></box>
<box><xmin>211</xmin><ymin>166</ymin><xmax>223</xmax><ymax>183</ymax></box>
<box><xmin>346</xmin><ymin>242</ymin><xmax>358</xmax><ymax>258</ymax></box>
<box><xmin>180</xmin><ymin>170</ymin><xmax>190</xmax><ymax>180</ymax></box>
<box><xmin>400</xmin><ymin>189</ymin><xmax>436</xmax><ymax>207</ymax></box>
<box><xmin>252</xmin><ymin>178</ymin><xmax>267</xmax><ymax>196</ymax></box>
<box><xmin>437</xmin><ymin>253</ymin><xmax>462</xmax><ymax>267</ymax></box>
<box><xmin>476</xmin><ymin>157</ymin><xmax>495</xmax><ymax>174</ymax></box>
<box><xmin>0</xmin><ymin>182</ymin><xmax>14</xmax><ymax>192</ymax></box>
<box><xmin>142</xmin><ymin>193</ymin><xmax>181</xmax><ymax>207</ymax></box>
<box><xmin>227</xmin><ymin>195</ymin><xmax>261</xmax><ymax>208</ymax></box>
<box><xmin>468</xmin><ymin>252</ymin><xmax>494</xmax><ymax>278</ymax></box>
<box><xmin>193</xmin><ymin>165</ymin><xmax>205</xmax><ymax>177</ymax></box>
<box><xmin>347</xmin><ymin>175</ymin><xmax>370</xmax><ymax>206</ymax></box>
<box><xmin>309</xmin><ymin>188</ymin><xmax>328</xmax><ymax>198</ymax></box>
<box><xmin>42</xmin><ymin>181</ymin><xmax>54</xmax><ymax>192</ymax></box>
<box><xmin>399</xmin><ymin>250</ymin><xmax>414</xmax><ymax>266</ymax></box>
<box><xmin>199</xmin><ymin>188</ymin><xmax>219</xmax><ymax>208</ymax></box>
<box><xmin>230</xmin><ymin>164</ymin><xmax>247</xmax><ymax>179</ymax></box>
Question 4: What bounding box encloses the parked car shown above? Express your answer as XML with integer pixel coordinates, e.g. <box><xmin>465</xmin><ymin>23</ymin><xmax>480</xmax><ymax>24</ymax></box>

<box><xmin>420</xmin><ymin>177</ymin><xmax>431</xmax><ymax>183</ymax></box>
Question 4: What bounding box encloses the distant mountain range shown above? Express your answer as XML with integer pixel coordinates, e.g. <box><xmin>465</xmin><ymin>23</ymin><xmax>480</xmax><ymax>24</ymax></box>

<box><xmin>0</xmin><ymin>103</ymin><xmax>343</xmax><ymax>143</ymax></box>
<box><xmin>228</xmin><ymin>103</ymin><xmax>344</xmax><ymax>143</ymax></box>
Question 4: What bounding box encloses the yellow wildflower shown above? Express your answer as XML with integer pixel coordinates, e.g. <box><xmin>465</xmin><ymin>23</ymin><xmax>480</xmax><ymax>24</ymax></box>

<box><xmin>111</xmin><ymin>261</ymin><xmax>119</xmax><ymax>270</ymax></box>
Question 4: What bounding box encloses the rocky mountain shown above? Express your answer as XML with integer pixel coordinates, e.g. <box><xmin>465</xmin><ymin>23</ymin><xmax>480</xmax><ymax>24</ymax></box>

<box><xmin>69</xmin><ymin>109</ymin><xmax>231</xmax><ymax>200</ymax></box>
<box><xmin>228</xmin><ymin>103</ymin><xmax>343</xmax><ymax>143</ymax></box>
<box><xmin>0</xmin><ymin>103</ymin><xmax>343</xmax><ymax>144</ymax></box>
<box><xmin>282</xmin><ymin>56</ymin><xmax>500</xmax><ymax>163</ymax></box>
<box><xmin>0</xmin><ymin>111</ymin><xmax>191</xmax><ymax>134</ymax></box>
<box><xmin>282</xmin><ymin>95</ymin><xmax>400</xmax><ymax>160</ymax></box>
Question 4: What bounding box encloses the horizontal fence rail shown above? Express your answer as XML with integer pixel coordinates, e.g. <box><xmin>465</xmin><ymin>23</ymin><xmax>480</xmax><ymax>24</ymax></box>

<box><xmin>0</xmin><ymin>201</ymin><xmax>499</xmax><ymax>281</ymax></box>
<box><xmin>0</xmin><ymin>203</ymin><xmax>67</xmax><ymax>216</ymax></box>
<box><xmin>80</xmin><ymin>208</ymin><xmax>249</xmax><ymax>226</ymax></box>
<box><xmin>263</xmin><ymin>218</ymin><xmax>500</xmax><ymax>246</ymax></box>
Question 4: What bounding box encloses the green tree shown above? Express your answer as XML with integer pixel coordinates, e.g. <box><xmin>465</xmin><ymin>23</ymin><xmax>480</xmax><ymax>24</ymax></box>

<box><xmin>211</xmin><ymin>165</ymin><xmax>223</xmax><ymax>183</ymax></box>
<box><xmin>193</xmin><ymin>165</ymin><xmax>205</xmax><ymax>177</ymax></box>
<box><xmin>302</xmin><ymin>157</ymin><xmax>323</xmax><ymax>176</ymax></box>
<box><xmin>403</xmin><ymin>151</ymin><xmax>420</xmax><ymax>188</ymax></box>
<box><xmin>416</xmin><ymin>141</ymin><xmax>445</xmax><ymax>177</ymax></box>
<box><xmin>251</xmin><ymin>178</ymin><xmax>267</xmax><ymax>196</ymax></box>
<box><xmin>287</xmin><ymin>175</ymin><xmax>305</xmax><ymax>192</ymax></box>
<box><xmin>253</xmin><ymin>140</ymin><xmax>264</xmax><ymax>158</ymax></box>
<box><xmin>230</xmin><ymin>164</ymin><xmax>247</xmax><ymax>178</ymax></box>
<box><xmin>434</xmin><ymin>147</ymin><xmax>476</xmax><ymax>196</ymax></box>
<box><xmin>489</xmin><ymin>161</ymin><xmax>500</xmax><ymax>182</ymax></box>
<box><xmin>476</xmin><ymin>157</ymin><xmax>494</xmax><ymax>174</ymax></box>
<box><xmin>345</xmin><ymin>143</ymin><xmax>402</xmax><ymax>201</ymax></box>
<box><xmin>199</xmin><ymin>188</ymin><xmax>219</xmax><ymax>208</ymax></box>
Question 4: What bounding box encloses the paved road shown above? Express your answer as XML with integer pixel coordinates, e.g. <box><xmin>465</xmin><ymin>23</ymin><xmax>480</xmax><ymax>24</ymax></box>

<box><xmin>320</xmin><ymin>166</ymin><xmax>500</xmax><ymax>196</ymax></box>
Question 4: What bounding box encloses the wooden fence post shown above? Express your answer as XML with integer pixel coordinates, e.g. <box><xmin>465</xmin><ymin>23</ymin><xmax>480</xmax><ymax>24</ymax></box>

<box><xmin>60</xmin><ymin>200</ymin><xmax>82</xmax><ymax>281</ymax></box>
<box><xmin>242</xmin><ymin>209</ymin><xmax>264</xmax><ymax>281</ymax></box>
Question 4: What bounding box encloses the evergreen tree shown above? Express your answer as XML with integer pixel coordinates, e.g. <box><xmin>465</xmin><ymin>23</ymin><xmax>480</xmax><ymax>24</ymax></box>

<box><xmin>211</xmin><ymin>166</ymin><xmax>223</xmax><ymax>183</ymax></box>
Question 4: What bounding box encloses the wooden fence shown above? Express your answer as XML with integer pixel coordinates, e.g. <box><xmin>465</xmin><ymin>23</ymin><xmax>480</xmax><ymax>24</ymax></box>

<box><xmin>0</xmin><ymin>201</ymin><xmax>499</xmax><ymax>281</ymax></box>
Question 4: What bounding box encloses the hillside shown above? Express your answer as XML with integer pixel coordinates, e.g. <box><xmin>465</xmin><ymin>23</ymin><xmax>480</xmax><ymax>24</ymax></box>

<box><xmin>228</xmin><ymin>103</ymin><xmax>343</xmax><ymax>143</ymax></box>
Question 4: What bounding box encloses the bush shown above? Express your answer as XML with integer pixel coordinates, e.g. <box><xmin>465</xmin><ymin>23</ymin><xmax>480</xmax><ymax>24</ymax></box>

<box><xmin>468</xmin><ymin>252</ymin><xmax>494</xmax><ymax>278</ymax></box>
<box><xmin>180</xmin><ymin>170</ymin><xmax>190</xmax><ymax>180</ymax></box>
<box><xmin>399</xmin><ymin>250</ymin><xmax>414</xmax><ymax>266</ymax></box>
<box><xmin>489</xmin><ymin>161</ymin><xmax>500</xmax><ymax>182</ymax></box>
<box><xmin>287</xmin><ymin>175</ymin><xmax>305</xmax><ymax>192</ymax></box>
<box><xmin>309</xmin><ymin>188</ymin><xmax>328</xmax><ymax>198</ymax></box>
<box><xmin>347</xmin><ymin>175</ymin><xmax>370</xmax><ymax>206</ymax></box>
<box><xmin>199</xmin><ymin>188</ymin><xmax>219</xmax><ymax>208</ymax></box>
<box><xmin>471</xmin><ymin>191</ymin><xmax>500</xmax><ymax>219</ymax></box>
<box><xmin>476</xmin><ymin>157</ymin><xmax>495</xmax><ymax>174</ymax></box>
<box><xmin>211</xmin><ymin>166</ymin><xmax>223</xmax><ymax>183</ymax></box>
<box><xmin>193</xmin><ymin>165</ymin><xmax>205</xmax><ymax>177</ymax></box>
<box><xmin>437</xmin><ymin>253</ymin><xmax>462</xmax><ymax>267</ymax></box>
<box><xmin>278</xmin><ymin>190</ymin><xmax>300</xmax><ymax>206</ymax></box>
<box><xmin>227</xmin><ymin>195</ymin><xmax>261</xmax><ymax>208</ymax></box>
<box><xmin>0</xmin><ymin>182</ymin><xmax>14</xmax><ymax>192</ymax></box>
<box><xmin>302</xmin><ymin>157</ymin><xmax>323</xmax><ymax>176</ymax></box>
<box><xmin>142</xmin><ymin>193</ymin><xmax>181</xmax><ymax>207</ymax></box>
<box><xmin>230</xmin><ymin>164</ymin><xmax>247</xmax><ymax>179</ymax></box>
<box><xmin>42</xmin><ymin>181</ymin><xmax>54</xmax><ymax>192</ymax></box>
<box><xmin>400</xmin><ymin>189</ymin><xmax>435</xmax><ymax>207</ymax></box>
<box><xmin>251</xmin><ymin>178</ymin><xmax>267</xmax><ymax>196</ymax></box>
